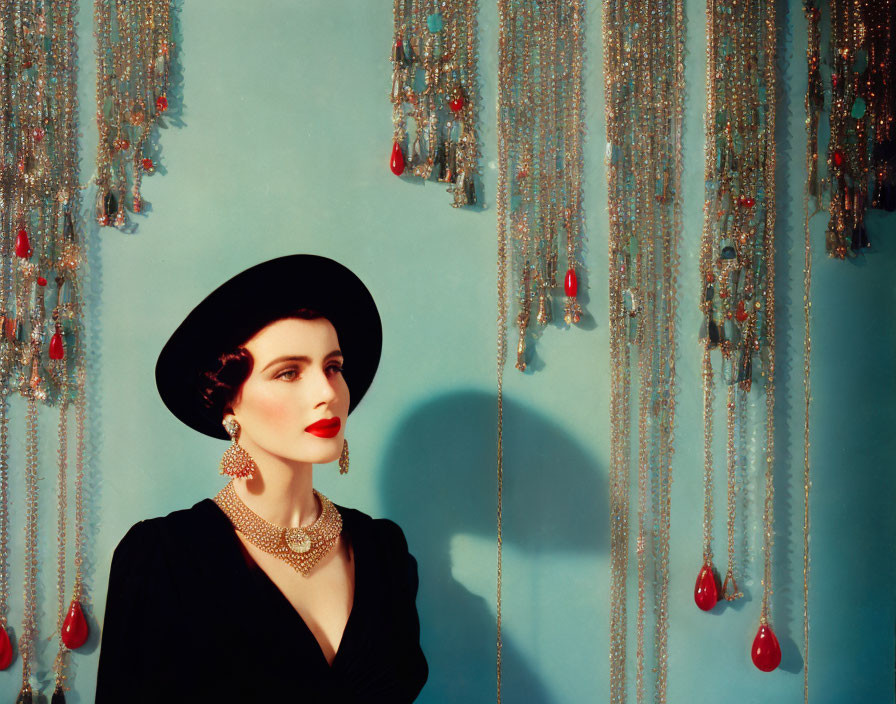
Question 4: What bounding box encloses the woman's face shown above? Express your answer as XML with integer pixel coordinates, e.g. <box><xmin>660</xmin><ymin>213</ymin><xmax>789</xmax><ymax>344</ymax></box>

<box><xmin>226</xmin><ymin>317</ymin><xmax>349</xmax><ymax>467</ymax></box>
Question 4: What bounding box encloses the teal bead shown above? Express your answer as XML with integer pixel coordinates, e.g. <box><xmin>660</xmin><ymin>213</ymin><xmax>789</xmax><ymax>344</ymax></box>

<box><xmin>853</xmin><ymin>49</ymin><xmax>868</xmax><ymax>73</ymax></box>
<box><xmin>427</xmin><ymin>12</ymin><xmax>443</xmax><ymax>33</ymax></box>
<box><xmin>851</xmin><ymin>96</ymin><xmax>867</xmax><ymax>119</ymax></box>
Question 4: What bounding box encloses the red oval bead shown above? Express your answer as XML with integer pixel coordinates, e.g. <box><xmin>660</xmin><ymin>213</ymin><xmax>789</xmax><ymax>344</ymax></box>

<box><xmin>49</xmin><ymin>331</ymin><xmax>64</xmax><ymax>360</ymax></box>
<box><xmin>15</xmin><ymin>228</ymin><xmax>31</xmax><ymax>258</ymax></box>
<box><xmin>564</xmin><ymin>268</ymin><xmax>578</xmax><ymax>297</ymax></box>
<box><xmin>61</xmin><ymin>599</ymin><xmax>88</xmax><ymax>649</ymax></box>
<box><xmin>735</xmin><ymin>300</ymin><xmax>749</xmax><ymax>322</ymax></box>
<box><xmin>33</xmin><ymin>127</ymin><xmax>45</xmax><ymax>142</ymax></box>
<box><xmin>449</xmin><ymin>95</ymin><xmax>465</xmax><ymax>113</ymax></box>
<box><xmin>37</xmin><ymin>277</ymin><xmax>47</xmax><ymax>287</ymax></box>
<box><xmin>142</xmin><ymin>157</ymin><xmax>154</xmax><ymax>171</ymax></box>
<box><xmin>156</xmin><ymin>95</ymin><xmax>168</xmax><ymax>112</ymax></box>
<box><xmin>739</xmin><ymin>196</ymin><xmax>755</xmax><ymax>208</ymax></box>
<box><xmin>390</xmin><ymin>141</ymin><xmax>405</xmax><ymax>176</ymax></box>
<box><xmin>833</xmin><ymin>150</ymin><xmax>844</xmax><ymax>167</ymax></box>
<box><xmin>751</xmin><ymin>623</ymin><xmax>782</xmax><ymax>672</ymax></box>
<box><xmin>694</xmin><ymin>562</ymin><xmax>718</xmax><ymax>611</ymax></box>
<box><xmin>0</xmin><ymin>624</ymin><xmax>12</xmax><ymax>669</ymax></box>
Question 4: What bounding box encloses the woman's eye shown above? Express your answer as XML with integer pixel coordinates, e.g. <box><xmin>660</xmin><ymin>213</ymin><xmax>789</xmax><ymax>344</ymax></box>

<box><xmin>275</xmin><ymin>364</ymin><xmax>342</xmax><ymax>380</ymax></box>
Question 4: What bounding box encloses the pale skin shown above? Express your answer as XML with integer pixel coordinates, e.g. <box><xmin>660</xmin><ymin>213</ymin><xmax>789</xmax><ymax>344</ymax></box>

<box><xmin>222</xmin><ymin>317</ymin><xmax>354</xmax><ymax>667</ymax></box>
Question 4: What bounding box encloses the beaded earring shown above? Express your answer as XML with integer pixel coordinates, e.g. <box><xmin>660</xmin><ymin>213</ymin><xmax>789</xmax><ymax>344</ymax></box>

<box><xmin>220</xmin><ymin>419</ymin><xmax>258</xmax><ymax>479</ymax></box>
<box><xmin>339</xmin><ymin>439</ymin><xmax>349</xmax><ymax>475</ymax></box>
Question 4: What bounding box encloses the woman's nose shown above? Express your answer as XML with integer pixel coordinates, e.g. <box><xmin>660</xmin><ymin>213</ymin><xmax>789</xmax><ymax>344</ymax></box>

<box><xmin>313</xmin><ymin>368</ymin><xmax>338</xmax><ymax>405</ymax></box>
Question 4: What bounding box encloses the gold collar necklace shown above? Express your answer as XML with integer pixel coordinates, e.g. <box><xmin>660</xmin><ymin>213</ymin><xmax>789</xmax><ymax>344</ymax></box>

<box><xmin>213</xmin><ymin>481</ymin><xmax>343</xmax><ymax>577</ymax></box>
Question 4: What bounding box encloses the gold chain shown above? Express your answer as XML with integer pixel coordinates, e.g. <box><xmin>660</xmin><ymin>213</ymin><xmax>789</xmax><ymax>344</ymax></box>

<box><xmin>803</xmin><ymin>3</ymin><xmax>818</xmax><ymax>699</ymax></box>
<box><xmin>760</xmin><ymin>0</ymin><xmax>777</xmax><ymax>627</ymax></box>
<box><xmin>495</xmin><ymin>0</ymin><xmax>511</xmax><ymax>696</ymax></box>
<box><xmin>603</xmin><ymin>0</ymin><xmax>682</xmax><ymax>700</ymax></box>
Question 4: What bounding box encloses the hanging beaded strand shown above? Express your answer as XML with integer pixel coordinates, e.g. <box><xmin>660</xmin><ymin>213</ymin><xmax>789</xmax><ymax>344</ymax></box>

<box><xmin>497</xmin><ymin>0</ymin><xmax>584</xmax><ymax>373</ymax></box>
<box><xmin>825</xmin><ymin>0</ymin><xmax>895</xmax><ymax>256</ymax></box>
<box><xmin>0</xmin><ymin>2</ymin><xmax>13</xmax><ymax>673</ymax></box>
<box><xmin>603</xmin><ymin>1</ymin><xmax>631</xmax><ymax>698</ymax></box>
<box><xmin>697</xmin><ymin>0</ymin><xmax>781</xmax><ymax>673</ymax></box>
<box><xmin>390</xmin><ymin>0</ymin><xmax>480</xmax><ymax>207</ymax></box>
<box><xmin>94</xmin><ymin>0</ymin><xmax>173</xmax><ymax>227</ymax></box>
<box><xmin>802</xmin><ymin>4</ymin><xmax>817</xmax><ymax>700</ymax></box>
<box><xmin>495</xmin><ymin>0</ymin><xmax>512</xmax><ymax>697</ymax></box>
<box><xmin>603</xmin><ymin>0</ymin><xmax>683</xmax><ymax>700</ymax></box>
<box><xmin>1</xmin><ymin>0</ymin><xmax>87</xmax><ymax>697</ymax></box>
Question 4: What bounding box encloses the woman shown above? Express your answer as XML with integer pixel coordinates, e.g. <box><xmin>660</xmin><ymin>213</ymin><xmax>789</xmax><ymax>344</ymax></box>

<box><xmin>96</xmin><ymin>254</ymin><xmax>428</xmax><ymax>703</ymax></box>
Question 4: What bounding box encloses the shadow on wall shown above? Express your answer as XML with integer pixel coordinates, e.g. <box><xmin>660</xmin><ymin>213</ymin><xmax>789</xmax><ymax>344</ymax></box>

<box><xmin>378</xmin><ymin>390</ymin><xmax>607</xmax><ymax>704</ymax></box>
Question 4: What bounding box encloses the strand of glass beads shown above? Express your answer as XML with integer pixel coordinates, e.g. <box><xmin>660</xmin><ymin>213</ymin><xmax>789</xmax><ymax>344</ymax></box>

<box><xmin>825</xmin><ymin>0</ymin><xmax>895</xmax><ymax>256</ymax></box>
<box><xmin>494</xmin><ymin>0</ymin><xmax>511</xmax><ymax>697</ymax></box>
<box><xmin>696</xmin><ymin>0</ymin><xmax>782</xmax><ymax>673</ymax></box>
<box><xmin>603</xmin><ymin>0</ymin><xmax>683</xmax><ymax>700</ymax></box>
<box><xmin>497</xmin><ymin>0</ymin><xmax>585</xmax><ymax>373</ymax></box>
<box><xmin>94</xmin><ymin>0</ymin><xmax>173</xmax><ymax>227</ymax></box>
<box><xmin>389</xmin><ymin>0</ymin><xmax>480</xmax><ymax>207</ymax></box>
<box><xmin>1</xmin><ymin>0</ymin><xmax>87</xmax><ymax>697</ymax></box>
<box><xmin>802</xmin><ymin>4</ymin><xmax>817</xmax><ymax>697</ymax></box>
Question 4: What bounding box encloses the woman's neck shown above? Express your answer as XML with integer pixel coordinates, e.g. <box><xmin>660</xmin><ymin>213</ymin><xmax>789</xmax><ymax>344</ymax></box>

<box><xmin>229</xmin><ymin>444</ymin><xmax>318</xmax><ymax>528</ymax></box>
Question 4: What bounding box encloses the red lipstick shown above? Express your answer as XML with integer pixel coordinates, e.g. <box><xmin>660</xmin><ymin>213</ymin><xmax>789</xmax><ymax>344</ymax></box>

<box><xmin>304</xmin><ymin>418</ymin><xmax>341</xmax><ymax>438</ymax></box>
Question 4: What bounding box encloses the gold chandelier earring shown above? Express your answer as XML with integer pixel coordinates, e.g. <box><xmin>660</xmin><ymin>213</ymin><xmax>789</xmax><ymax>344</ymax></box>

<box><xmin>220</xmin><ymin>418</ymin><xmax>258</xmax><ymax>479</ymax></box>
<box><xmin>339</xmin><ymin>439</ymin><xmax>349</xmax><ymax>475</ymax></box>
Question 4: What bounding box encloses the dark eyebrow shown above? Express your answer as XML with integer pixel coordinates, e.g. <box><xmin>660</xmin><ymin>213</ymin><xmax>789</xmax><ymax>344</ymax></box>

<box><xmin>262</xmin><ymin>350</ymin><xmax>343</xmax><ymax>372</ymax></box>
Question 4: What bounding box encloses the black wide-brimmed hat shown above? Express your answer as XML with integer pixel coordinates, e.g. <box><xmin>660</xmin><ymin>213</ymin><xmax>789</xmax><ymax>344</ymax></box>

<box><xmin>155</xmin><ymin>254</ymin><xmax>382</xmax><ymax>441</ymax></box>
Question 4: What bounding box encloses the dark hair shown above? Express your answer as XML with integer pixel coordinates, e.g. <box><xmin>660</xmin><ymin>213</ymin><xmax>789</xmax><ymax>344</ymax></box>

<box><xmin>198</xmin><ymin>308</ymin><xmax>325</xmax><ymax>420</ymax></box>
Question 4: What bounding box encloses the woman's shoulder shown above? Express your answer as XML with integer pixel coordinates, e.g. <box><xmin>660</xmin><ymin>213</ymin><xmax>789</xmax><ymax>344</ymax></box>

<box><xmin>336</xmin><ymin>504</ymin><xmax>411</xmax><ymax>552</ymax></box>
<box><xmin>112</xmin><ymin>498</ymin><xmax>222</xmax><ymax>557</ymax></box>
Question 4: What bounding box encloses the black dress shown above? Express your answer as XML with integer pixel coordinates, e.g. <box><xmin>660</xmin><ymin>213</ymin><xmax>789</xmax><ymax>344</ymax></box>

<box><xmin>95</xmin><ymin>498</ymin><xmax>428</xmax><ymax>703</ymax></box>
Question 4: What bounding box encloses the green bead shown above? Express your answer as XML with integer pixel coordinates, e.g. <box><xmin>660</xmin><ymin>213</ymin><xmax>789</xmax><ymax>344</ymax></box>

<box><xmin>427</xmin><ymin>12</ymin><xmax>443</xmax><ymax>33</ymax></box>
<box><xmin>851</xmin><ymin>96</ymin><xmax>866</xmax><ymax>119</ymax></box>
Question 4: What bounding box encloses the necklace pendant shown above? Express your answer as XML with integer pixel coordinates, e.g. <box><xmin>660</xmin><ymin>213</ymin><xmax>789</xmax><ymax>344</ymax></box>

<box><xmin>694</xmin><ymin>562</ymin><xmax>719</xmax><ymax>611</ymax></box>
<box><xmin>286</xmin><ymin>528</ymin><xmax>312</xmax><ymax>554</ymax></box>
<box><xmin>751</xmin><ymin>622</ymin><xmax>782</xmax><ymax>672</ymax></box>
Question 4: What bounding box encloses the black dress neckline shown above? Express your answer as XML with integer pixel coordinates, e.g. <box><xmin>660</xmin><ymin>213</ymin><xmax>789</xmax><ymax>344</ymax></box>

<box><xmin>196</xmin><ymin>497</ymin><xmax>363</xmax><ymax>672</ymax></box>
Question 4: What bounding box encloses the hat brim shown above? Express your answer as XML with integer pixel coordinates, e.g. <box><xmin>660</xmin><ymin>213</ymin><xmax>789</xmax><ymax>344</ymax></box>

<box><xmin>155</xmin><ymin>254</ymin><xmax>382</xmax><ymax>440</ymax></box>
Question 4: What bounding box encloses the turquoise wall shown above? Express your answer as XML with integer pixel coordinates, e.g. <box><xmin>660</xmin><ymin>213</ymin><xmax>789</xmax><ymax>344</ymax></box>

<box><xmin>1</xmin><ymin>0</ymin><xmax>893</xmax><ymax>701</ymax></box>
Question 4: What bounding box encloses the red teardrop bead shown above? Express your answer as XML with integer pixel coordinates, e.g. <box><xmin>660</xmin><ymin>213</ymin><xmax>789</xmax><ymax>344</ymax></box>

<box><xmin>49</xmin><ymin>331</ymin><xmax>64</xmax><ymax>360</ymax></box>
<box><xmin>61</xmin><ymin>599</ymin><xmax>88</xmax><ymax>649</ymax></box>
<box><xmin>15</xmin><ymin>228</ymin><xmax>31</xmax><ymax>258</ymax></box>
<box><xmin>449</xmin><ymin>95</ymin><xmax>465</xmax><ymax>113</ymax></box>
<box><xmin>735</xmin><ymin>300</ymin><xmax>749</xmax><ymax>322</ymax></box>
<box><xmin>694</xmin><ymin>562</ymin><xmax>719</xmax><ymax>611</ymax></box>
<box><xmin>0</xmin><ymin>624</ymin><xmax>12</xmax><ymax>669</ymax></box>
<box><xmin>390</xmin><ymin>141</ymin><xmax>405</xmax><ymax>176</ymax></box>
<box><xmin>833</xmin><ymin>150</ymin><xmax>844</xmax><ymax>167</ymax></box>
<box><xmin>751</xmin><ymin>623</ymin><xmax>782</xmax><ymax>672</ymax></box>
<box><xmin>156</xmin><ymin>95</ymin><xmax>168</xmax><ymax>112</ymax></box>
<box><xmin>564</xmin><ymin>268</ymin><xmax>578</xmax><ymax>297</ymax></box>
